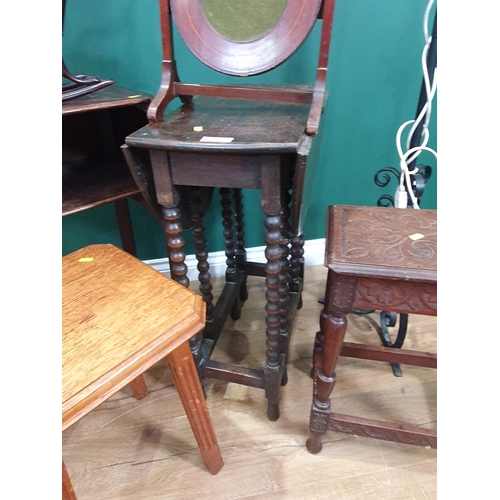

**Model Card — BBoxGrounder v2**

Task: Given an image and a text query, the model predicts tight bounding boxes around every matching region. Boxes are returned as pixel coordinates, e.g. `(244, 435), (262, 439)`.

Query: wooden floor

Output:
(62, 264), (437, 499)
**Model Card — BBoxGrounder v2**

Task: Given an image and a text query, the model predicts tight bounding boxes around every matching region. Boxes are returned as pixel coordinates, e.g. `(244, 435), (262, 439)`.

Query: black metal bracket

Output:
(379, 312), (409, 377)
(374, 164), (432, 208)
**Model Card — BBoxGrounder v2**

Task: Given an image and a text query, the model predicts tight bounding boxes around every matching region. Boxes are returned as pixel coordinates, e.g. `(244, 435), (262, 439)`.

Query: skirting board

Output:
(144, 238), (326, 281)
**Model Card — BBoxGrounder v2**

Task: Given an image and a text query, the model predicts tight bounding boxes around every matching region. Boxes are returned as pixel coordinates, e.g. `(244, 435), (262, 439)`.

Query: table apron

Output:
(168, 152), (281, 189)
(352, 277), (437, 316)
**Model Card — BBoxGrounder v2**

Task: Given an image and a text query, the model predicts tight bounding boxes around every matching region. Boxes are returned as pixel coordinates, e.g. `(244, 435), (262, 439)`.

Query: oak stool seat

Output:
(307, 205), (437, 453)
(62, 244), (223, 500)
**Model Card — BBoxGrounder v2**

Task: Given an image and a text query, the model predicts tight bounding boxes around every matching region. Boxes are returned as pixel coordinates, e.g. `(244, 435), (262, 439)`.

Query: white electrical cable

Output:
(400, 146), (438, 208)
(405, 41), (438, 152)
(397, 120), (430, 167)
(394, 0), (437, 209)
(423, 0), (435, 45)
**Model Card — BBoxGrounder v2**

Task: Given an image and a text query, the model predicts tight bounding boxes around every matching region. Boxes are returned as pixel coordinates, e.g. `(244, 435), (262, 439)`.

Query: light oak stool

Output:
(62, 244), (223, 499)
(307, 205), (437, 453)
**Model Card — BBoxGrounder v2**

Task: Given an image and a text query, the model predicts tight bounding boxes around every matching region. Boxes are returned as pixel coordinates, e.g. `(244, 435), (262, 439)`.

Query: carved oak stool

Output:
(62, 244), (223, 499)
(307, 205), (437, 453)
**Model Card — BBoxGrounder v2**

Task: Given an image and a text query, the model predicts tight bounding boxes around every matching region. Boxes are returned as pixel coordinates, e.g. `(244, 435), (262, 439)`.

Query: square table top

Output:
(326, 205), (437, 282)
(62, 244), (204, 430)
(62, 86), (151, 116)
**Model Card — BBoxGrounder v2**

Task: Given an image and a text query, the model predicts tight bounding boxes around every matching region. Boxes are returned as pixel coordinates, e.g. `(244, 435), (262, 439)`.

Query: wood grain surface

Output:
(127, 97), (310, 153)
(62, 244), (205, 430)
(62, 86), (151, 115)
(327, 205), (437, 281)
(62, 158), (141, 215)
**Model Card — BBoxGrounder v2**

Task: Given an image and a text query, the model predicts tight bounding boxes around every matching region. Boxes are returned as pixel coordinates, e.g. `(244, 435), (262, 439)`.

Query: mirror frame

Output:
(171, 0), (323, 76)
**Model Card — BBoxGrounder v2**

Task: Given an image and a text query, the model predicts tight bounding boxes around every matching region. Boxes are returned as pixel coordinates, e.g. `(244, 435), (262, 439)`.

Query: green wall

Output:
(62, 0), (437, 260)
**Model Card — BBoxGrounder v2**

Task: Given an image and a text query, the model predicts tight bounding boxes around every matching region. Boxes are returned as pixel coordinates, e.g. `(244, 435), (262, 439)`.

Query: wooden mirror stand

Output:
(124, 0), (337, 421)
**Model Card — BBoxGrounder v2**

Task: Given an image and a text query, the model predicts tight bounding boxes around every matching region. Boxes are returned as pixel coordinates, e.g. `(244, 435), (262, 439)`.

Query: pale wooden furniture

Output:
(307, 205), (437, 453)
(62, 244), (223, 499)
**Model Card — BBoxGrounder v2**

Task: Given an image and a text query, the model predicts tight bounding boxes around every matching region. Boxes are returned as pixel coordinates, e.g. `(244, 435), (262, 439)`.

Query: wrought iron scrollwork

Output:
(379, 311), (408, 377)
(374, 167), (400, 189)
(375, 164), (432, 208)
(374, 167), (400, 207)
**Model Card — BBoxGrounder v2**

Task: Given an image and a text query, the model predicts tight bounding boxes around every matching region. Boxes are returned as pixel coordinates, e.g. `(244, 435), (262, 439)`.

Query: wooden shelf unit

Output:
(62, 86), (152, 255)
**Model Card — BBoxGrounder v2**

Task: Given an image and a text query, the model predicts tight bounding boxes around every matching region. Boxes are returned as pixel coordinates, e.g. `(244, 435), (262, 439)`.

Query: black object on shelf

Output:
(62, 0), (115, 101)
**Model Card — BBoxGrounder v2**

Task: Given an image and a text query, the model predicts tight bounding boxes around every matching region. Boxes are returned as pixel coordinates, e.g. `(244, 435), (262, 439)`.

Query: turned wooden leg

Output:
(163, 204), (205, 379)
(310, 326), (325, 380)
(220, 188), (236, 273)
(278, 191), (291, 386)
(233, 188), (248, 302)
(163, 205), (189, 288)
(189, 187), (214, 322)
(188, 187), (213, 372)
(220, 188), (241, 321)
(162, 229), (176, 279)
(165, 341), (224, 475)
(307, 271), (357, 454)
(264, 213), (283, 421)
(129, 375), (148, 400)
(62, 460), (77, 500)
(290, 234), (305, 309)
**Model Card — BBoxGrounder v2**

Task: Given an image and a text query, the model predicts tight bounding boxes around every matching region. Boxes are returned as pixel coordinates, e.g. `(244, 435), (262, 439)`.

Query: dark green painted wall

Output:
(62, 0), (437, 260)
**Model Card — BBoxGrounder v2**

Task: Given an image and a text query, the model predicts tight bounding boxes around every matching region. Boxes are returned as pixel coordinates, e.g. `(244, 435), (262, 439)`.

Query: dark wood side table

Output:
(121, 0), (336, 422)
(307, 205), (437, 453)
(62, 86), (152, 256)
(124, 95), (324, 421)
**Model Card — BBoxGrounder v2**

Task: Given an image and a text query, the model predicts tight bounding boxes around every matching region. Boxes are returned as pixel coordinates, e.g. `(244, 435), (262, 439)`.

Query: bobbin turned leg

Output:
(233, 188), (248, 303)
(188, 186), (213, 374)
(163, 205), (189, 288)
(260, 163), (287, 421)
(189, 186), (214, 322)
(290, 234), (305, 309)
(278, 189), (291, 386)
(163, 204), (204, 369)
(220, 188), (242, 320)
(264, 213), (283, 421)
(307, 271), (357, 453)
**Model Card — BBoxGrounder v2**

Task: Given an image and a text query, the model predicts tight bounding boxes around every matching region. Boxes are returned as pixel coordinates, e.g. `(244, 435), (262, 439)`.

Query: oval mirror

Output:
(200, 0), (287, 42)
